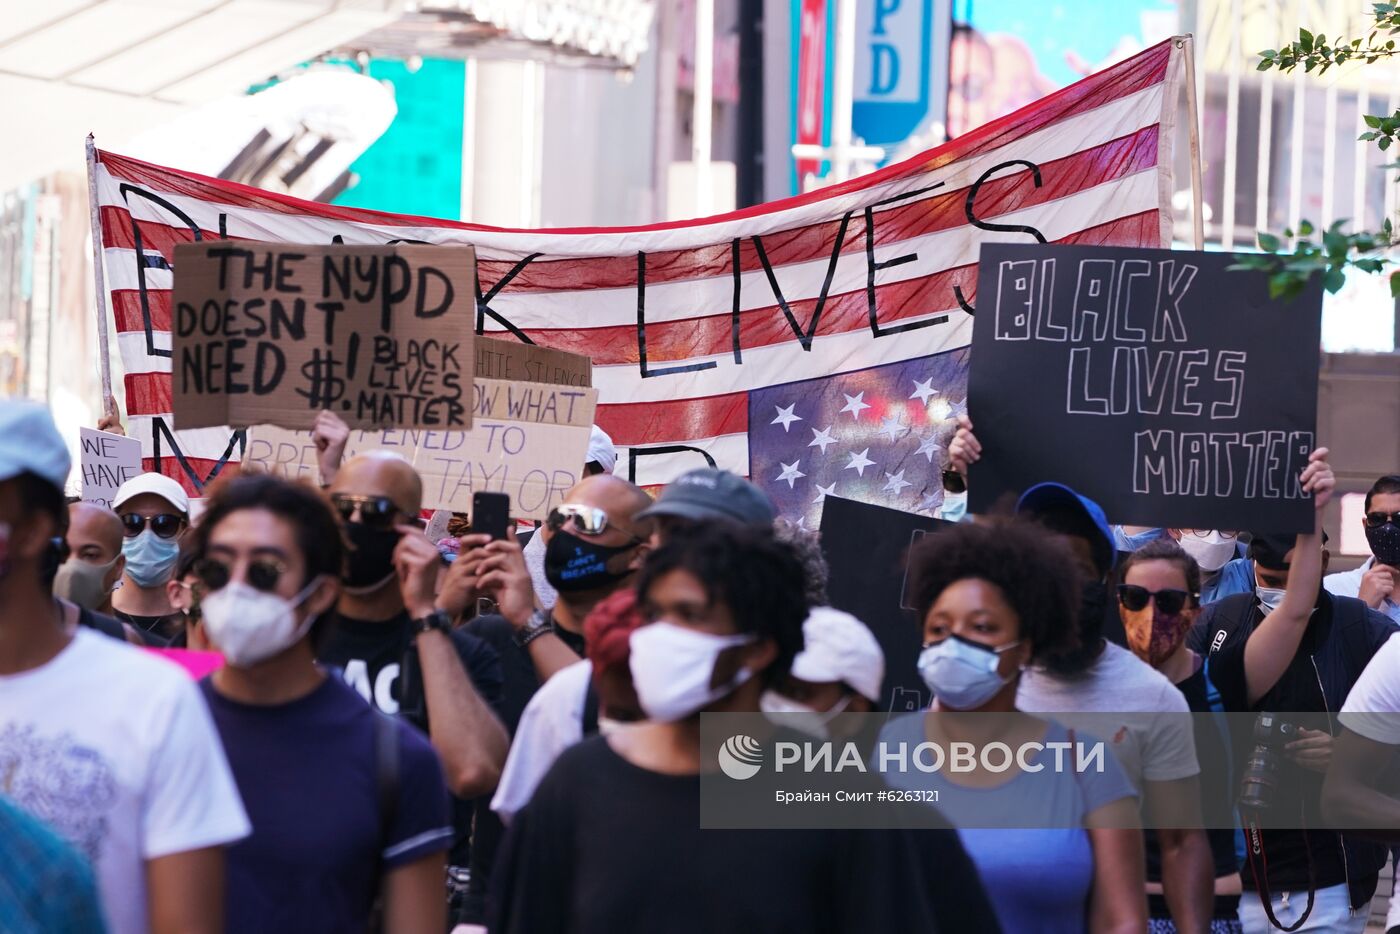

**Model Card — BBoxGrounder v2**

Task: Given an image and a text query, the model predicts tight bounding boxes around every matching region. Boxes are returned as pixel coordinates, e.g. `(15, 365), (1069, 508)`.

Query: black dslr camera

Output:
(1238, 712), (1301, 814)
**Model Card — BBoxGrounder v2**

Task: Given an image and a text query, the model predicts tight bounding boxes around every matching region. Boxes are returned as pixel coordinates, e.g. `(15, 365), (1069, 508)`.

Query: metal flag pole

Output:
(85, 134), (117, 421)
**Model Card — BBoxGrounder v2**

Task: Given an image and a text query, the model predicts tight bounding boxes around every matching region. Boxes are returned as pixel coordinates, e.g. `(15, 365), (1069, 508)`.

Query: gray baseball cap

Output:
(637, 468), (776, 528)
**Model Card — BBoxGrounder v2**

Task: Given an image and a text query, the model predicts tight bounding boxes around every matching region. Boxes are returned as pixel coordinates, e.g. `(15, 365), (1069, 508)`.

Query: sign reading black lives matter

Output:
(171, 242), (476, 431)
(967, 243), (1323, 533)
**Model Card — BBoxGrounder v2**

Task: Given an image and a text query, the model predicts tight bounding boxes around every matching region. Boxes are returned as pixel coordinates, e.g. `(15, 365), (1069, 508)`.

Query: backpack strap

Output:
(581, 677), (601, 737)
(372, 710), (400, 851)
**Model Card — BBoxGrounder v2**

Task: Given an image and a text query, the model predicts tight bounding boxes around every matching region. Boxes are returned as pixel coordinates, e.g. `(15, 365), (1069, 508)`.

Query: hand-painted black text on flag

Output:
(92, 39), (1186, 496)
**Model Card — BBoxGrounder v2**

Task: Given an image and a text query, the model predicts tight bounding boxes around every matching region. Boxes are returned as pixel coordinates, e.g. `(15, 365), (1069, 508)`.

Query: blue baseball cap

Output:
(1016, 482), (1117, 573)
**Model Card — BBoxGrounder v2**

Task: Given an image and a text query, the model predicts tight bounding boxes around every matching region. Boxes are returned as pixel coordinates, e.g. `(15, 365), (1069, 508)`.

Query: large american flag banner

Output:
(92, 39), (1184, 525)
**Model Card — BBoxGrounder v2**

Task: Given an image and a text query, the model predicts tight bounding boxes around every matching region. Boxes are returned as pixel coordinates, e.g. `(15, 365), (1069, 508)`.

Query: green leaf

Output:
(1366, 113), (1384, 127)
(1355, 258), (1386, 273)
(1382, 136), (1393, 150)
(1300, 27), (1314, 51)
(1323, 267), (1347, 293)
(1268, 274), (1290, 300)
(1360, 131), (1380, 141)
(1298, 219), (1315, 236)
(1257, 231), (1282, 252)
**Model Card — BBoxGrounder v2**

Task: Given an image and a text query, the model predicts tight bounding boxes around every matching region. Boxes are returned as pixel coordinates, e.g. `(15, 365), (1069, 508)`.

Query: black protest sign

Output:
(171, 243), (476, 431)
(819, 495), (950, 712)
(967, 243), (1322, 533)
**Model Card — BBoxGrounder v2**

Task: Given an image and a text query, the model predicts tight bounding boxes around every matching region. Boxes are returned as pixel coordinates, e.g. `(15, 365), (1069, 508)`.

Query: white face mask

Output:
(202, 578), (324, 668)
(628, 622), (757, 723)
(1179, 531), (1238, 572)
(759, 690), (851, 740)
(1256, 585), (1287, 616)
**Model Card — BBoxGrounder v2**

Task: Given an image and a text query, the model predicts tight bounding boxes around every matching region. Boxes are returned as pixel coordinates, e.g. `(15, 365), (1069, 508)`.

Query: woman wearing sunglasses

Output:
(191, 474), (454, 934)
(1118, 539), (1243, 933)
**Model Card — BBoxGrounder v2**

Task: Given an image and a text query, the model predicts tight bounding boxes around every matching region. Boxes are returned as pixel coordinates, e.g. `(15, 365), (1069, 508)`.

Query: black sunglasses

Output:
(1117, 584), (1195, 615)
(120, 513), (184, 539)
(1365, 511), (1400, 528)
(194, 557), (288, 594)
(331, 494), (403, 531)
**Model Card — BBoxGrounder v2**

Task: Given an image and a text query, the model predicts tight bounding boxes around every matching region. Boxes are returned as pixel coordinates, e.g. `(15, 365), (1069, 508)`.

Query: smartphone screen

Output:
(472, 492), (511, 541)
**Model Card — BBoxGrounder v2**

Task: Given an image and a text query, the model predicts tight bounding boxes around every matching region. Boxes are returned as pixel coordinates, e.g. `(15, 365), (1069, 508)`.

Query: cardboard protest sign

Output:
(968, 243), (1323, 533)
(819, 495), (951, 711)
(476, 335), (591, 387)
(79, 428), (143, 508)
(171, 242), (476, 432)
(246, 377), (598, 521)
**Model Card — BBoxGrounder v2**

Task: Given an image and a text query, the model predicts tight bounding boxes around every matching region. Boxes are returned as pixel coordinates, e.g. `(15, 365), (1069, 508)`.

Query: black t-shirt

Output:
(490, 735), (1000, 934)
(459, 613), (586, 922)
(465, 613), (585, 733)
(317, 611), (504, 733)
(113, 609), (180, 646)
(1144, 662), (1238, 885)
(77, 607), (127, 643)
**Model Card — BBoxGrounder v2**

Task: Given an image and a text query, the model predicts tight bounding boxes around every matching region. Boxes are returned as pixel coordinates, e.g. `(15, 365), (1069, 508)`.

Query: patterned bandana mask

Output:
(1122, 605), (1197, 668)
(1366, 521), (1400, 568)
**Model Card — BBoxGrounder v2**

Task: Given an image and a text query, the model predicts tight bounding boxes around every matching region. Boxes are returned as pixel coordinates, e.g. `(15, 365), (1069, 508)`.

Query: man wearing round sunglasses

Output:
(1325, 474), (1400, 623)
(110, 472), (190, 644)
(321, 451), (509, 803)
(192, 473), (454, 933)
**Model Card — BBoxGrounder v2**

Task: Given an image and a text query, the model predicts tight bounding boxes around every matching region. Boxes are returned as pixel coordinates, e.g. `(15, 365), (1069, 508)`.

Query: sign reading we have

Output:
(171, 242), (476, 432)
(79, 427), (143, 508)
(967, 242), (1323, 533)
(245, 377), (599, 521)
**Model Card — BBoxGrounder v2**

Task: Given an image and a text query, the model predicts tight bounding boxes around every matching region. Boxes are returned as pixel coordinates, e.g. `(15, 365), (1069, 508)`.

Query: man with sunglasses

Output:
(1185, 449), (1396, 932)
(110, 472), (190, 644)
(0, 401), (250, 934)
(1325, 475), (1400, 623)
(320, 452), (509, 803)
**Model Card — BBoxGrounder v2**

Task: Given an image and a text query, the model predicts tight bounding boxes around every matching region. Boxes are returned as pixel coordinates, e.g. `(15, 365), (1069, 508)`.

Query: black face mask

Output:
(344, 522), (399, 592)
(544, 530), (637, 593)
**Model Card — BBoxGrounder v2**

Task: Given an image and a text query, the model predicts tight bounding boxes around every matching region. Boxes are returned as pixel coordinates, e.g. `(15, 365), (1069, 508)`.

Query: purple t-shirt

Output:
(201, 675), (452, 933)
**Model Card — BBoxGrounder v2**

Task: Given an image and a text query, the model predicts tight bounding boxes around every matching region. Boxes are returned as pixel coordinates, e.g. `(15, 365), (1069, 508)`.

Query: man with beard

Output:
(1325, 474), (1400, 623)
(318, 451), (509, 799)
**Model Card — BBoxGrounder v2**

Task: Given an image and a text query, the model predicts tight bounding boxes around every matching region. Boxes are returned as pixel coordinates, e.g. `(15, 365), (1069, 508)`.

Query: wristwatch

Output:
(513, 609), (554, 648)
(411, 609), (453, 636)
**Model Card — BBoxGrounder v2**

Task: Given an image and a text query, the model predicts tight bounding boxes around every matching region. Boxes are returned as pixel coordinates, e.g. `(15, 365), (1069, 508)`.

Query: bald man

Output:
(56, 502), (125, 613)
(317, 452), (509, 802)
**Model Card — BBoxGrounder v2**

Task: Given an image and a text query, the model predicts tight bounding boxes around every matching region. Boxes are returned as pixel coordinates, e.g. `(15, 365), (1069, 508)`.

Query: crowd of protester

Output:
(3, 396), (1400, 934)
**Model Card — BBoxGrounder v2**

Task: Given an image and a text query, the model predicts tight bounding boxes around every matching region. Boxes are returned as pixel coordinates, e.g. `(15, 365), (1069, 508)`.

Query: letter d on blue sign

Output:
(870, 44), (900, 95)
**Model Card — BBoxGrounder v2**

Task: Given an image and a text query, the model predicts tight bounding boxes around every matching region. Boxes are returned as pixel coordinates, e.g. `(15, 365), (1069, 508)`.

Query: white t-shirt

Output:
(491, 659), (593, 822)
(1017, 641), (1199, 793)
(1340, 631), (1400, 743)
(0, 629), (251, 934)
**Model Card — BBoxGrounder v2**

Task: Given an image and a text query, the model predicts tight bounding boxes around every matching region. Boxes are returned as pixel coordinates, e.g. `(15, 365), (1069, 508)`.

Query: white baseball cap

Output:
(789, 607), (885, 703)
(0, 400), (70, 491)
(113, 472), (190, 515)
(587, 425), (616, 474)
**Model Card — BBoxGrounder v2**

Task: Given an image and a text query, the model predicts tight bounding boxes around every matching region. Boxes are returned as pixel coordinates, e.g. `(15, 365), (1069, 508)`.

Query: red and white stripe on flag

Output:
(93, 39), (1184, 496)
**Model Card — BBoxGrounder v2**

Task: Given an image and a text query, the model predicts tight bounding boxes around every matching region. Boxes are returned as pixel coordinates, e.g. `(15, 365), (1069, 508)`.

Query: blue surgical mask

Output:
(1113, 526), (1165, 552)
(939, 490), (969, 523)
(121, 529), (180, 588)
(917, 634), (1021, 710)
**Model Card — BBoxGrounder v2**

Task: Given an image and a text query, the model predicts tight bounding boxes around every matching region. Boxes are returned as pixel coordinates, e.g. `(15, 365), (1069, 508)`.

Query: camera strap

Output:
(1243, 812), (1315, 932)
